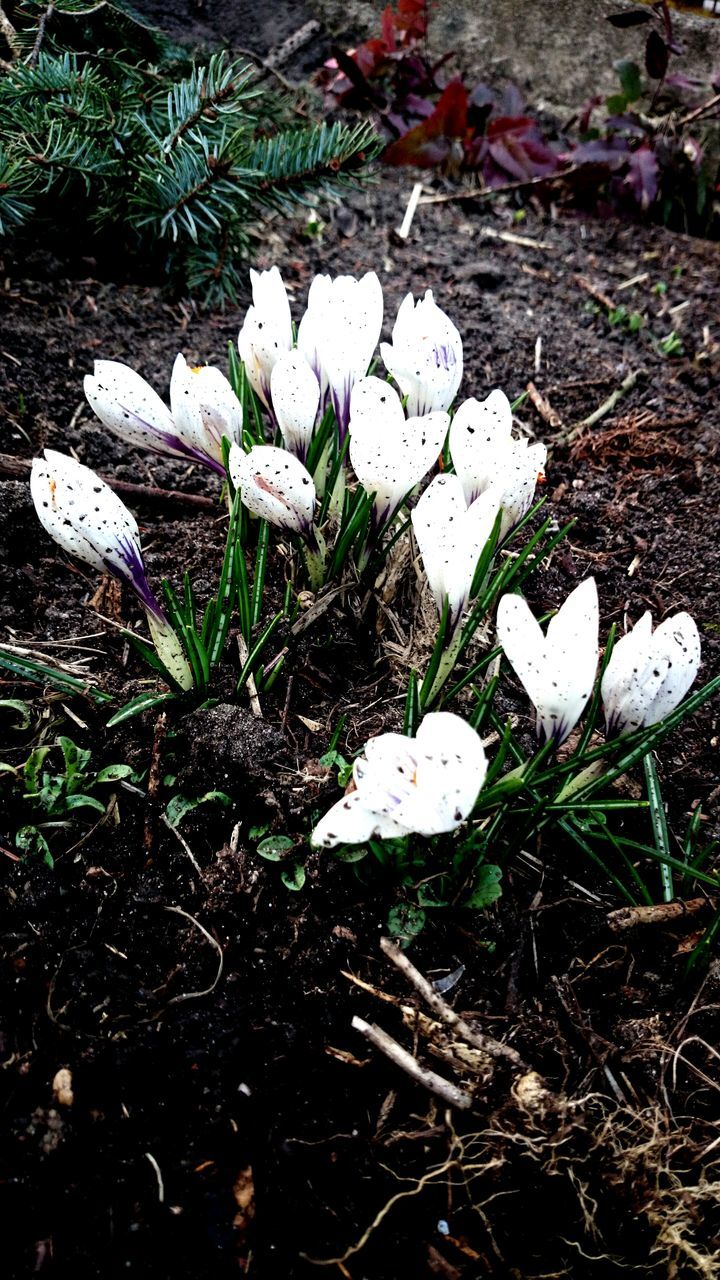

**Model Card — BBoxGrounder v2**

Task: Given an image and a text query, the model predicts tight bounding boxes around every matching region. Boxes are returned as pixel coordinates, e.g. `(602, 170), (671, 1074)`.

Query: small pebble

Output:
(52, 1067), (74, 1107)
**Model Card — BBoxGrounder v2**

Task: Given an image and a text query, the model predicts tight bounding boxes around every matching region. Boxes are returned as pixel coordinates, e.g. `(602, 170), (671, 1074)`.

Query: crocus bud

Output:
(348, 376), (449, 529)
(84, 360), (224, 476)
(601, 610), (701, 736)
(297, 271), (383, 439)
(270, 349), (321, 464)
(228, 443), (316, 539)
(380, 289), (463, 417)
(497, 578), (599, 745)
(311, 712), (487, 847)
(169, 354), (243, 466)
(30, 450), (192, 689)
(237, 266), (294, 411)
(412, 474), (500, 634)
(449, 391), (546, 537)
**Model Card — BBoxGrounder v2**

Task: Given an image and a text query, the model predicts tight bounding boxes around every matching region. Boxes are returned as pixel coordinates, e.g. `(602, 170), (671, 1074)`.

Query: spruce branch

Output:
(0, 7), (379, 302)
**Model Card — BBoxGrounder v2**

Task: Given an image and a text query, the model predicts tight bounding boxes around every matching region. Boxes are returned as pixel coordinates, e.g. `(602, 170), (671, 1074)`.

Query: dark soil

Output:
(2, 6), (720, 1279)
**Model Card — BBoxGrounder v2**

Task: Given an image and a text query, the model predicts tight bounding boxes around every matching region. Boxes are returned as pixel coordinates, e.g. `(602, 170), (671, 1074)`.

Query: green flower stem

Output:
(301, 526), (328, 592)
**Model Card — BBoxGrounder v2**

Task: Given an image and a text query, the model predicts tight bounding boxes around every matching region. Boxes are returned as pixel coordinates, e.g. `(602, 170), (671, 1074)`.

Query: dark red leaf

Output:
(383, 80), (468, 167)
(645, 30), (669, 80)
(380, 5), (397, 51)
(607, 10), (652, 27)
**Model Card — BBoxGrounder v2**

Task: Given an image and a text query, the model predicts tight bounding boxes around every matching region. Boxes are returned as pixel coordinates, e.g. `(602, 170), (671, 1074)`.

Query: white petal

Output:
(540, 578), (599, 743)
(30, 450), (156, 608)
(348, 376), (406, 432)
(449, 391), (513, 504)
(350, 406), (448, 526)
(250, 265), (293, 349)
(496, 592), (548, 710)
(229, 443), (315, 535)
(270, 350), (320, 462)
(188, 363), (243, 453)
(601, 611), (654, 732)
(498, 440), (547, 537)
(354, 734), (420, 814)
(310, 789), (406, 848)
(298, 272), (383, 434)
(84, 360), (179, 457)
(408, 712), (487, 831)
(382, 289), (463, 416)
(644, 612), (701, 725)
(445, 488), (500, 630)
(412, 474), (468, 615)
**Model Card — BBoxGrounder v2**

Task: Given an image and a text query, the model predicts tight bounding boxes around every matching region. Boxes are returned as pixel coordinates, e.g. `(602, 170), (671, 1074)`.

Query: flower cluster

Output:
(28, 263), (707, 873)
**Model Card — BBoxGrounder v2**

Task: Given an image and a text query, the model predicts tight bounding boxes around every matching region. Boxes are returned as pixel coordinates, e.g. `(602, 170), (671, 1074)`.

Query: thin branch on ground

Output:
(351, 1015), (473, 1109)
(380, 936), (529, 1071)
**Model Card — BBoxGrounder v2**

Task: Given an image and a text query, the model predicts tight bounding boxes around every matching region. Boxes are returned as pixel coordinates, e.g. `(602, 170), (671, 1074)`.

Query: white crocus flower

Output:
(311, 712), (487, 848)
(83, 355), (230, 476)
(450, 391), (546, 537)
(348, 376), (449, 529)
(237, 266), (294, 411)
(497, 578), (599, 745)
(380, 289), (463, 417)
(30, 450), (192, 690)
(169, 355), (243, 465)
(228, 443), (316, 540)
(601, 611), (701, 736)
(297, 271), (383, 439)
(412, 474), (500, 634)
(270, 349), (321, 464)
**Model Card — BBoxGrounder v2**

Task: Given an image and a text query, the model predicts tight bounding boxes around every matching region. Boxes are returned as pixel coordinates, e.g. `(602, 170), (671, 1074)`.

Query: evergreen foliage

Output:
(0, 1), (381, 302)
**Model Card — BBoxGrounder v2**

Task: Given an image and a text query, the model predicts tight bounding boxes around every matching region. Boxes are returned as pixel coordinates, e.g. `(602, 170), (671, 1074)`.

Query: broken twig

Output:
(0, 453), (216, 511)
(607, 898), (713, 931)
(380, 936), (528, 1071)
(558, 370), (639, 445)
(351, 1016), (472, 1110)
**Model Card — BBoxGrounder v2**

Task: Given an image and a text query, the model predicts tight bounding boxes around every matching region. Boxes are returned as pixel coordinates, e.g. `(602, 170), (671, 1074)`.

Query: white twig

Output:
(161, 813), (204, 878)
(396, 181), (423, 240)
(351, 1016), (472, 1110)
(380, 937), (528, 1070)
(237, 634), (262, 718)
(144, 1152), (165, 1203)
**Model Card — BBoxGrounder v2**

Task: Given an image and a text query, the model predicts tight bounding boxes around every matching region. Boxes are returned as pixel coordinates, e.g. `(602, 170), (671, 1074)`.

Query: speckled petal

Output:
(310, 789), (407, 848)
(84, 360), (179, 457)
(601, 611), (654, 733)
(270, 350), (321, 462)
(228, 442), (315, 535)
(406, 712), (488, 832)
(297, 272), (383, 436)
(237, 267), (293, 410)
(169, 355), (242, 465)
(498, 440), (547, 537)
(449, 390), (513, 504)
(644, 612), (700, 723)
(350, 378), (448, 525)
(412, 473), (468, 615)
(381, 289), (463, 417)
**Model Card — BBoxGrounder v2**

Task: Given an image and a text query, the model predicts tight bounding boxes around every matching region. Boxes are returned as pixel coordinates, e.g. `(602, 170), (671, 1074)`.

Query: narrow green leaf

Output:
(644, 752), (673, 902)
(106, 691), (178, 728)
(403, 671), (419, 738)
